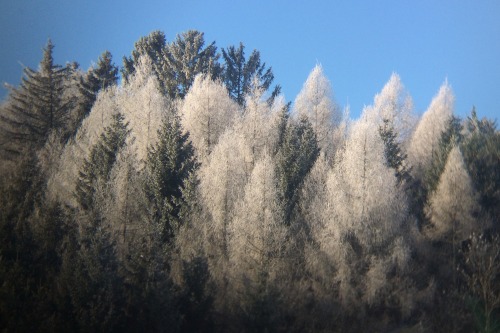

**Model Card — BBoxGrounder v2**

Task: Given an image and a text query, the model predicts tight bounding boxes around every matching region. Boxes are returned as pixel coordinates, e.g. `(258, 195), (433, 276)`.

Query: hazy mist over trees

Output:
(1, 30), (499, 333)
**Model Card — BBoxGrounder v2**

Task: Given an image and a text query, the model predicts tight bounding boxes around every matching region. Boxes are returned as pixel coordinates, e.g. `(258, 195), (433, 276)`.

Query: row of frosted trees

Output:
(1, 30), (499, 332)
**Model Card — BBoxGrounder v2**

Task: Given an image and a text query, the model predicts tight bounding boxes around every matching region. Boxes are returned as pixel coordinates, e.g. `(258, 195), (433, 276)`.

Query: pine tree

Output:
(78, 50), (119, 120)
(158, 30), (221, 99)
(121, 30), (167, 83)
(275, 115), (320, 224)
(75, 113), (130, 210)
(425, 115), (463, 194)
(221, 42), (280, 106)
(0, 40), (73, 157)
(144, 115), (198, 244)
(461, 109), (500, 226)
(379, 118), (412, 185)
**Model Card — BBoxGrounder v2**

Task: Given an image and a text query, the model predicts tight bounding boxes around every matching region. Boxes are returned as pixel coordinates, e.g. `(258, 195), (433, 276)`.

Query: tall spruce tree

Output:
(461, 109), (500, 226)
(158, 30), (221, 99)
(275, 115), (320, 224)
(379, 118), (412, 185)
(121, 30), (167, 83)
(78, 51), (119, 120)
(144, 115), (197, 244)
(75, 113), (130, 210)
(222, 42), (280, 106)
(0, 40), (72, 157)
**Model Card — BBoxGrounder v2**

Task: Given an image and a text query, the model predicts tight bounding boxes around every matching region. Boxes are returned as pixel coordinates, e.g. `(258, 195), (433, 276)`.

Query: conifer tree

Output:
(78, 51), (119, 120)
(158, 30), (221, 99)
(461, 109), (500, 225)
(0, 40), (73, 157)
(294, 64), (340, 155)
(426, 146), (481, 242)
(408, 81), (454, 178)
(144, 115), (197, 244)
(222, 42), (280, 106)
(75, 113), (130, 210)
(180, 74), (238, 158)
(275, 115), (320, 224)
(379, 118), (412, 185)
(122, 30), (167, 83)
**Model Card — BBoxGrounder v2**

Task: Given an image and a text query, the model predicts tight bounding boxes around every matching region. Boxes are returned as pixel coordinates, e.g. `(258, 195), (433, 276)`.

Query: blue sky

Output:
(1, 0), (499, 120)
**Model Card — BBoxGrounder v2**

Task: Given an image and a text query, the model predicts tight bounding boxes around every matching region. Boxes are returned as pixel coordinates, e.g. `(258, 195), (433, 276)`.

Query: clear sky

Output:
(1, 0), (499, 120)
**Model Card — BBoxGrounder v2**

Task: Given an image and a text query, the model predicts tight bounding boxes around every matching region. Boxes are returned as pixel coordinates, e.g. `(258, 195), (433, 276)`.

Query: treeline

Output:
(0, 30), (499, 332)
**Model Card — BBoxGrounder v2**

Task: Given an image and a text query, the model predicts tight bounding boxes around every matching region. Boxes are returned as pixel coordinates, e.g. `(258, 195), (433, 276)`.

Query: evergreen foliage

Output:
(379, 118), (412, 185)
(78, 50), (119, 120)
(0, 40), (73, 157)
(75, 112), (130, 210)
(275, 115), (320, 224)
(1, 32), (500, 333)
(462, 109), (500, 228)
(222, 42), (280, 106)
(121, 30), (167, 82)
(144, 115), (198, 244)
(158, 30), (221, 99)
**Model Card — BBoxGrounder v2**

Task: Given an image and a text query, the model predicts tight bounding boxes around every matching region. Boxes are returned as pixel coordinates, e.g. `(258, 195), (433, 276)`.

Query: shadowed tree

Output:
(75, 113), (130, 211)
(144, 115), (198, 245)
(0, 40), (73, 157)
(78, 51), (119, 121)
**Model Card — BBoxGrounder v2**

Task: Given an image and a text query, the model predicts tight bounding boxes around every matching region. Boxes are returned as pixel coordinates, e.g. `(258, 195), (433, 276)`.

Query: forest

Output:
(0, 30), (499, 333)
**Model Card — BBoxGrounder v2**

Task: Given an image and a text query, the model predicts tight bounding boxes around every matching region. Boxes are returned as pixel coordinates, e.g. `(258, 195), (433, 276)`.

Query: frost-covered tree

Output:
(229, 153), (287, 283)
(199, 129), (251, 254)
(317, 109), (411, 313)
(75, 113), (130, 210)
(408, 81), (454, 178)
(299, 152), (330, 236)
(235, 78), (276, 165)
(180, 74), (238, 158)
(198, 129), (251, 306)
(222, 42), (280, 106)
(48, 56), (166, 207)
(372, 73), (415, 142)
(0, 40), (73, 157)
(294, 64), (340, 155)
(122, 30), (167, 83)
(228, 152), (289, 330)
(425, 146), (481, 242)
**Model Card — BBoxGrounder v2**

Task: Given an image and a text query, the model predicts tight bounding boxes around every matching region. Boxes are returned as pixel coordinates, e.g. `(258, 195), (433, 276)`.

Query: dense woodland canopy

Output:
(0, 30), (499, 333)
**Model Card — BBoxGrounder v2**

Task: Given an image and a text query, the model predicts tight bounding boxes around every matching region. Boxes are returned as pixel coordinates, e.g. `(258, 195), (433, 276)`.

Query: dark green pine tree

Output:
(75, 113), (130, 210)
(461, 108), (500, 228)
(158, 30), (222, 99)
(78, 51), (119, 120)
(379, 118), (412, 185)
(425, 115), (463, 194)
(275, 115), (320, 225)
(221, 42), (281, 106)
(0, 40), (73, 157)
(145, 115), (198, 244)
(121, 30), (167, 83)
